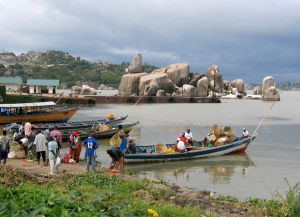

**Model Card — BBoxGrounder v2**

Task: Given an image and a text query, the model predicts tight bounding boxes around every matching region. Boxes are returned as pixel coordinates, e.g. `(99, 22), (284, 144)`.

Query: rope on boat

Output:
(133, 89), (150, 106)
(252, 101), (276, 136)
(55, 94), (64, 104)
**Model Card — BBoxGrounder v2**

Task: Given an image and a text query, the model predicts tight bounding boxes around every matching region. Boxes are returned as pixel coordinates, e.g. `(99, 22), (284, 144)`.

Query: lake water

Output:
(68, 91), (300, 200)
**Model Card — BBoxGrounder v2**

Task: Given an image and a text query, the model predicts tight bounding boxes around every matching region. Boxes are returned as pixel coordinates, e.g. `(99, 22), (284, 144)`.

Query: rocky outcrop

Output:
(165, 63), (190, 86)
(196, 76), (209, 97)
(207, 64), (223, 93)
(127, 53), (142, 73)
(80, 85), (97, 95)
(71, 85), (97, 95)
(231, 79), (245, 94)
(118, 73), (148, 96)
(189, 73), (205, 87)
(253, 86), (262, 95)
(182, 84), (196, 97)
(262, 76), (280, 101)
(138, 73), (176, 96)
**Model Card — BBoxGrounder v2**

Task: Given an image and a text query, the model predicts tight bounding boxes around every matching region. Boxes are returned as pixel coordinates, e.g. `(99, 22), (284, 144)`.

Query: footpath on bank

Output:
(0, 159), (298, 217)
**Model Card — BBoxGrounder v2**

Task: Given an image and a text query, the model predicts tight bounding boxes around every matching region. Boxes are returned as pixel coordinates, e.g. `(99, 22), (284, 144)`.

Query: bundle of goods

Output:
(105, 113), (115, 120)
(98, 123), (110, 132)
(155, 144), (168, 153)
(210, 124), (235, 147)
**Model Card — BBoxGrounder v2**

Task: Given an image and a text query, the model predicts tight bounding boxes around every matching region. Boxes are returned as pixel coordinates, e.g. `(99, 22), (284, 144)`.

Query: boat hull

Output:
(4, 115), (128, 131)
(0, 108), (78, 124)
(125, 136), (255, 164)
(61, 121), (139, 141)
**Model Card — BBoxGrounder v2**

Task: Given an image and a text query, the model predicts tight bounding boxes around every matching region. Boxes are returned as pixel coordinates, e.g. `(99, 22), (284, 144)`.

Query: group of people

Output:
(173, 128), (195, 153)
(2, 122), (136, 174)
(173, 127), (250, 152)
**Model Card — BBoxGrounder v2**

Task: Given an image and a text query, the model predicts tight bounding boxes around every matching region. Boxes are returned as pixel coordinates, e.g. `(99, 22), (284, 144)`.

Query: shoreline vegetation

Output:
(1, 159), (299, 216)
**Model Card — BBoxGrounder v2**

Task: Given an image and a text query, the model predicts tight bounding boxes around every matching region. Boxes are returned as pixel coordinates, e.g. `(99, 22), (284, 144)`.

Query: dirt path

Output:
(5, 159), (103, 176)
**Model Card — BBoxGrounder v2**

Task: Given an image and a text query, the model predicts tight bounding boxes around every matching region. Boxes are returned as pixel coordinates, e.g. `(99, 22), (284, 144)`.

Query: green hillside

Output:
(0, 50), (158, 88)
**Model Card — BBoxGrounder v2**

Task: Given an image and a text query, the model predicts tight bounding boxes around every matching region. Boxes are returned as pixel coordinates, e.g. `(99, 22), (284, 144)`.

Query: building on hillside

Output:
(0, 76), (22, 92)
(27, 79), (59, 94)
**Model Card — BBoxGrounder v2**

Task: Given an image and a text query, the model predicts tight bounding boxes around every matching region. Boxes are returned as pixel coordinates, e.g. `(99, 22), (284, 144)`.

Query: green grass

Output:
(0, 172), (202, 217)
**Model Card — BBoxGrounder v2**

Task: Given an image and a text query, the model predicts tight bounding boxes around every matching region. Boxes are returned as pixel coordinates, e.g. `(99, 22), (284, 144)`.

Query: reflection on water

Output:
(128, 154), (254, 185)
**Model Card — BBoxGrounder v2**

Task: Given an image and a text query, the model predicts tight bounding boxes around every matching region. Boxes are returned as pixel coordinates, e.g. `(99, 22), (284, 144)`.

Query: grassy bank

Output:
(0, 166), (299, 217)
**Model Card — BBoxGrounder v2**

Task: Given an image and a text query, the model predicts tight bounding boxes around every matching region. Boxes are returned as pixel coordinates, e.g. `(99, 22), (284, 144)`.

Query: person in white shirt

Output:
(34, 129), (47, 165)
(242, 128), (249, 138)
(185, 129), (194, 145)
(175, 138), (186, 153)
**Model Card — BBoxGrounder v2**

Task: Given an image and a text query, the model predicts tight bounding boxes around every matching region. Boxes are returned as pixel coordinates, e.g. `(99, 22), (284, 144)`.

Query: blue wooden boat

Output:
(4, 115), (128, 131)
(61, 121), (139, 141)
(125, 135), (255, 164)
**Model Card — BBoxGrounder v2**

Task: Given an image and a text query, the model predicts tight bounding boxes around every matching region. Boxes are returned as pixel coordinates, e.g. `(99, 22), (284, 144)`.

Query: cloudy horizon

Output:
(1, 0), (300, 83)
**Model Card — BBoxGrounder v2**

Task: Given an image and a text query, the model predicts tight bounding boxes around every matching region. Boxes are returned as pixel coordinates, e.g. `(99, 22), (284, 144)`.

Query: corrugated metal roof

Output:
(0, 76), (22, 84)
(27, 79), (59, 86)
(0, 101), (56, 108)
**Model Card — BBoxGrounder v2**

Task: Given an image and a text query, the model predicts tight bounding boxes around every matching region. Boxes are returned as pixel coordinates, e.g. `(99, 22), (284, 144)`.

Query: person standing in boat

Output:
(242, 128), (249, 138)
(34, 129), (47, 165)
(0, 130), (10, 165)
(82, 135), (99, 172)
(68, 131), (81, 163)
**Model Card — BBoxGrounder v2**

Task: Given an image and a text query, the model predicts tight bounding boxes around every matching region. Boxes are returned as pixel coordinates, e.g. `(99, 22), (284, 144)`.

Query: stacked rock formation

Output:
(118, 53), (280, 101)
(261, 76), (280, 101)
(118, 53), (228, 98)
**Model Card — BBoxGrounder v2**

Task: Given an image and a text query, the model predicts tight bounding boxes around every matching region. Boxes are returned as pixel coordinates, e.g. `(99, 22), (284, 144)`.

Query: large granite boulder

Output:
(231, 79), (245, 94)
(80, 85), (97, 95)
(262, 76), (280, 101)
(189, 73), (205, 87)
(72, 86), (81, 93)
(151, 67), (167, 74)
(165, 63), (190, 86)
(253, 85), (262, 95)
(139, 73), (176, 96)
(196, 76), (209, 97)
(128, 53), (142, 73)
(182, 84), (196, 97)
(206, 64), (223, 93)
(118, 73), (148, 96)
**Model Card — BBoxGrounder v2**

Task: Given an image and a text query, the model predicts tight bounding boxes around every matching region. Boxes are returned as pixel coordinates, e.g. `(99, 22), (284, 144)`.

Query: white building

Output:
(0, 76), (22, 92)
(27, 79), (59, 94)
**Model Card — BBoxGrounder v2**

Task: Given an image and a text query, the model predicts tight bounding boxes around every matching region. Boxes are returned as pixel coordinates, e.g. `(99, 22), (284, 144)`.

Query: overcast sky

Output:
(1, 0), (300, 83)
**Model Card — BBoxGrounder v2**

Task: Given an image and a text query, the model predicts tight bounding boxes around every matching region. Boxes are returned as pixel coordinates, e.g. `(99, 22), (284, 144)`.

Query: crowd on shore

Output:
(0, 122), (137, 175)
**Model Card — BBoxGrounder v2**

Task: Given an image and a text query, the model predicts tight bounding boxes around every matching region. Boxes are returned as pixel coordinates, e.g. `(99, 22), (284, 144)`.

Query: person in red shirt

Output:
(179, 132), (187, 143)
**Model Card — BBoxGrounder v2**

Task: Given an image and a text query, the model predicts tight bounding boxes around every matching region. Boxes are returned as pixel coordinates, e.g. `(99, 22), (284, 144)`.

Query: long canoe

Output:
(61, 121), (139, 141)
(0, 102), (78, 124)
(5, 115), (128, 131)
(125, 135), (255, 164)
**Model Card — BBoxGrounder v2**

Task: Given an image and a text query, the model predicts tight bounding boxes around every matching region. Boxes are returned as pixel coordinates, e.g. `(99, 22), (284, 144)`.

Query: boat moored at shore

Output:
(0, 101), (78, 124)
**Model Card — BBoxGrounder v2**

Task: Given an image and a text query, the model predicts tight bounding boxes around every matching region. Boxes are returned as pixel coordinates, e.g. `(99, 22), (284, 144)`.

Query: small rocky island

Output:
(118, 53), (280, 101)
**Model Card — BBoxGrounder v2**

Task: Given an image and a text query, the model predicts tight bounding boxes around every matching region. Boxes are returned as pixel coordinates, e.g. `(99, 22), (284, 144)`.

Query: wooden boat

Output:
(0, 102), (78, 124)
(61, 121), (139, 141)
(125, 135), (255, 164)
(4, 115), (128, 131)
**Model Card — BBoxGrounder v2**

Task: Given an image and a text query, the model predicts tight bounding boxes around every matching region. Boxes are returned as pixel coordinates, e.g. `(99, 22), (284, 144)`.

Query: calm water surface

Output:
(4, 91), (297, 200)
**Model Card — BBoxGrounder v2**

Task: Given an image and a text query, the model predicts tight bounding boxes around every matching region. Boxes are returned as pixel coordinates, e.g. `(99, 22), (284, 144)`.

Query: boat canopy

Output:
(0, 101), (57, 108)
